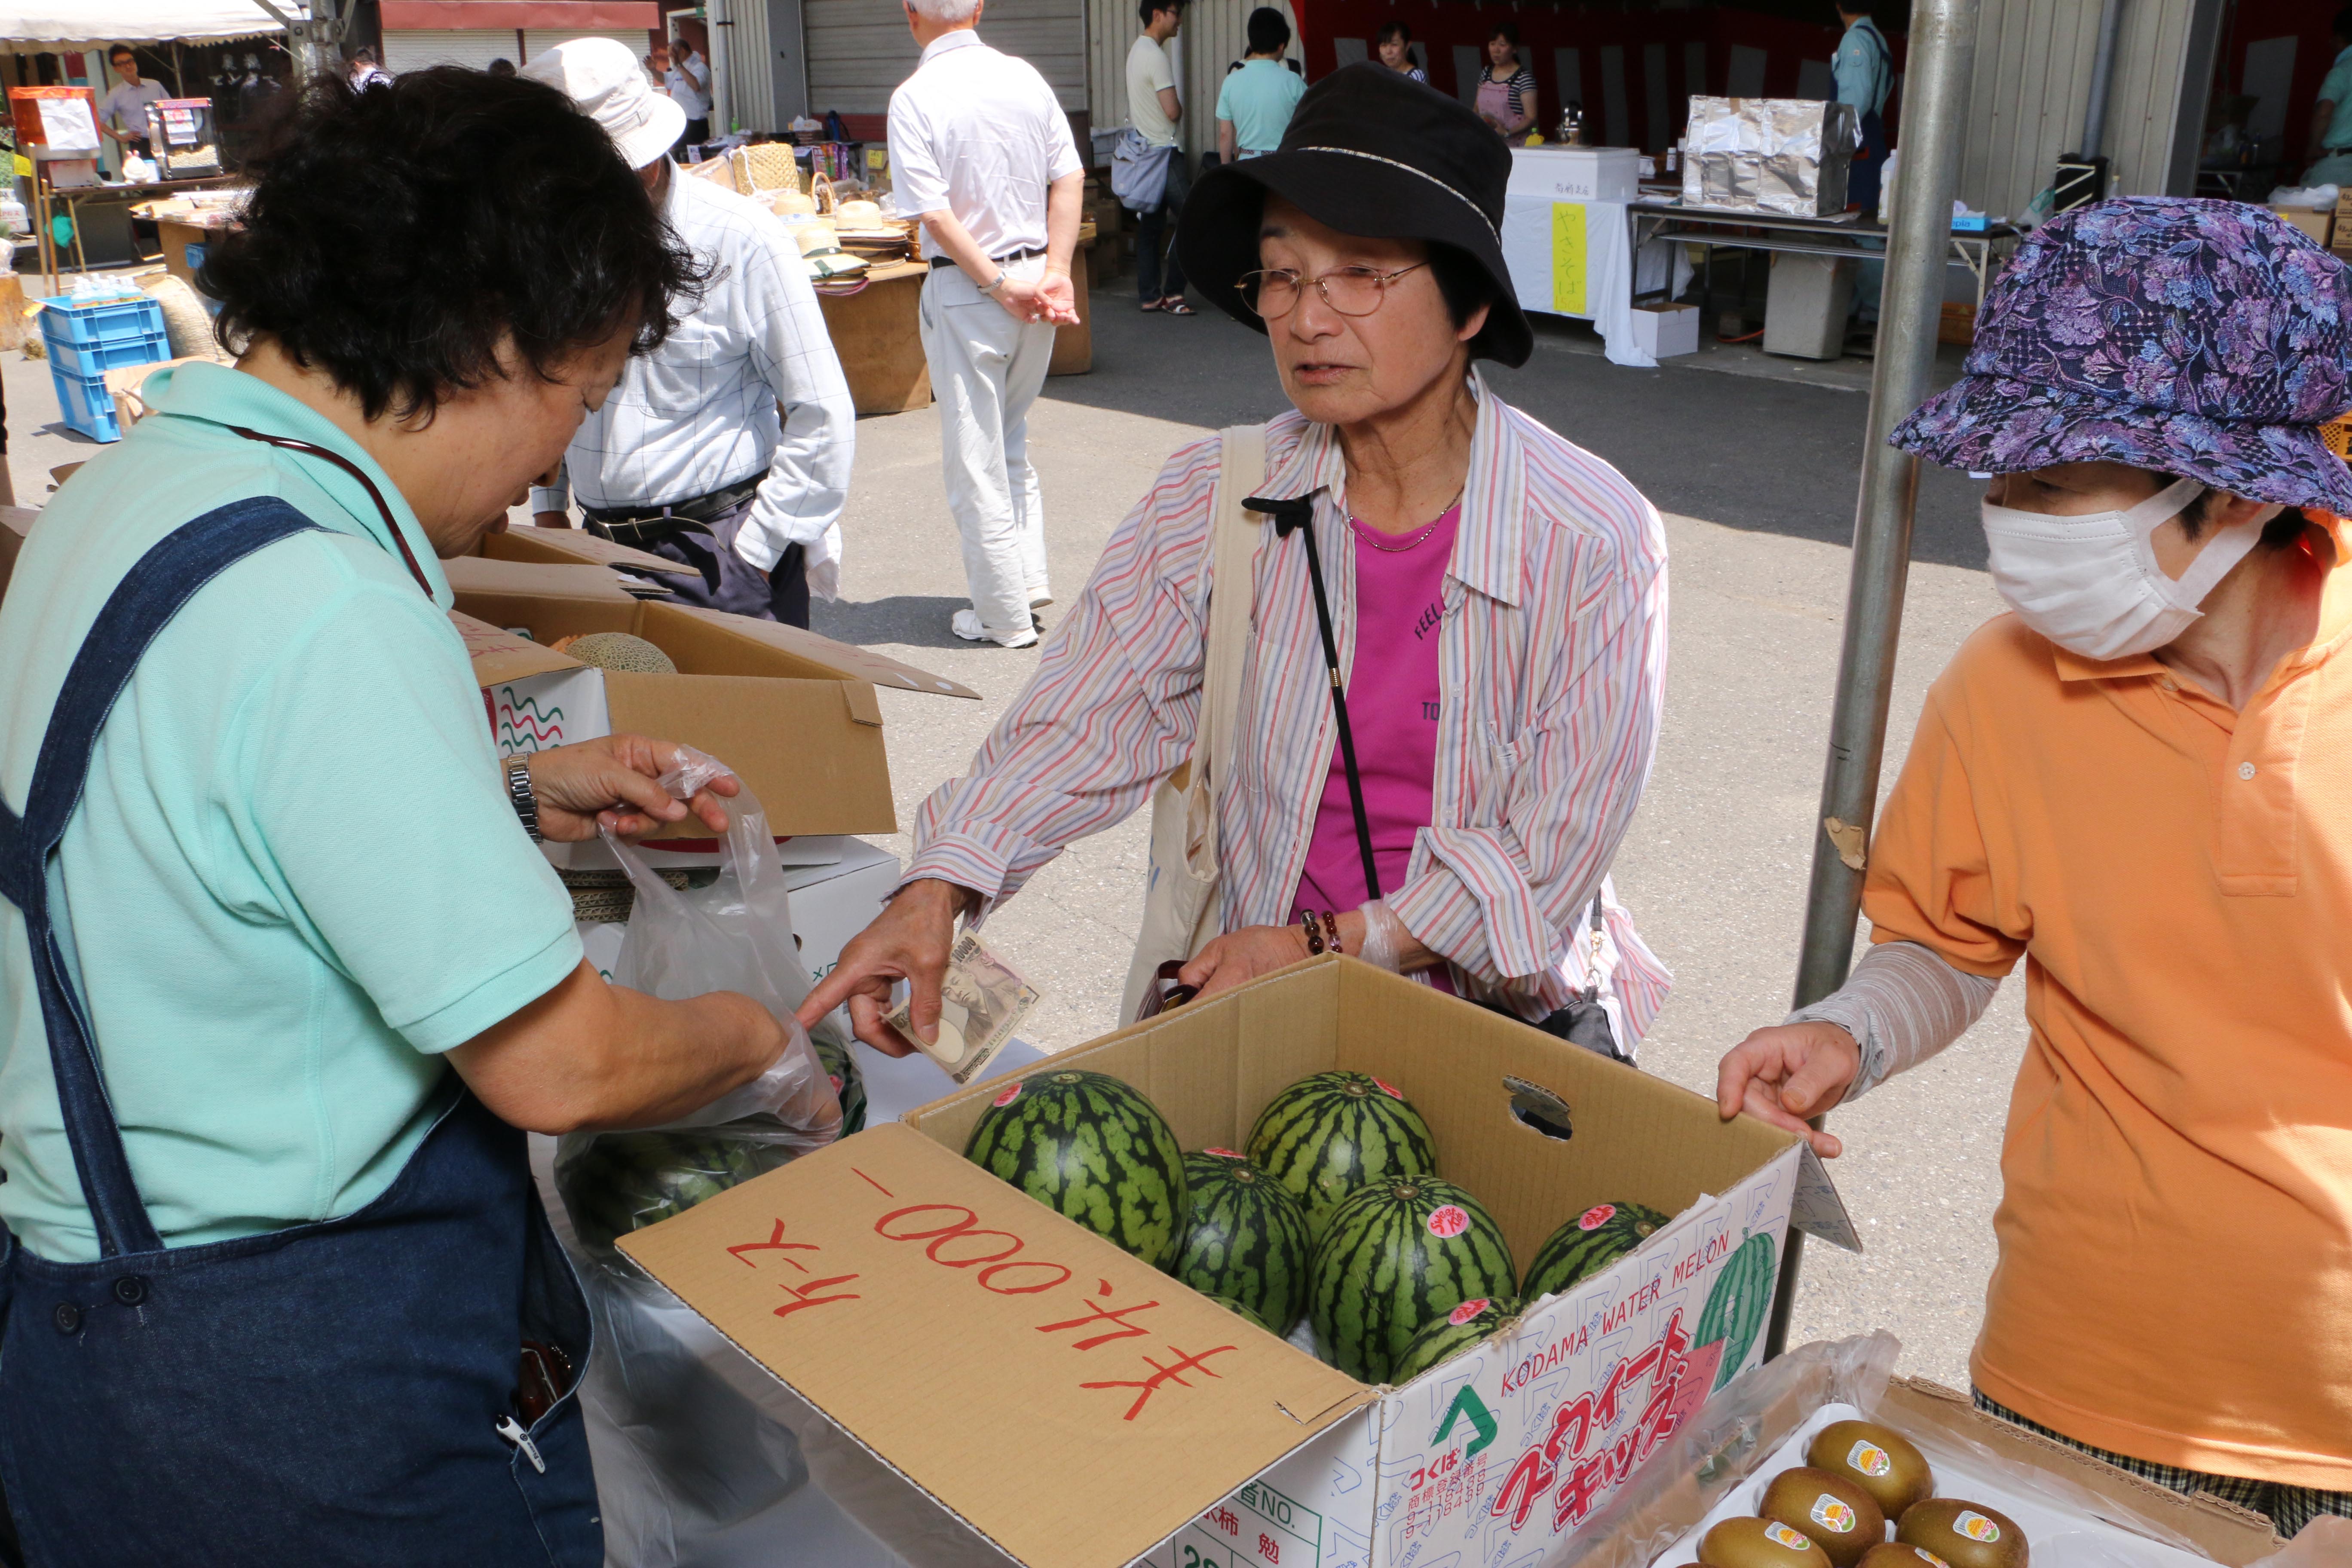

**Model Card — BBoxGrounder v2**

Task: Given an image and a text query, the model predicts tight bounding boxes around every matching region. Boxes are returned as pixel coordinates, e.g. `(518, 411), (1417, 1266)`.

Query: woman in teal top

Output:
(1216, 7), (1306, 162)
(0, 69), (801, 1564)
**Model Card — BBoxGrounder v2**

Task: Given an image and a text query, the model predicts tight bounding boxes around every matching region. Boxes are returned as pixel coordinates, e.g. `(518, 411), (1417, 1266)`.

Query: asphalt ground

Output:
(8, 281), (2012, 1392)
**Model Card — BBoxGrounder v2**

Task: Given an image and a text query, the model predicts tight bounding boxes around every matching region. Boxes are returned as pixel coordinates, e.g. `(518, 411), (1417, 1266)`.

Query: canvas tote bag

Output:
(1118, 425), (1266, 1023)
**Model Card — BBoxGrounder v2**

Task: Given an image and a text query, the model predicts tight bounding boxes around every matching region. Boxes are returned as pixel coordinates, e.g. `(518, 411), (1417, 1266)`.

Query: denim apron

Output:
(0, 493), (602, 1564)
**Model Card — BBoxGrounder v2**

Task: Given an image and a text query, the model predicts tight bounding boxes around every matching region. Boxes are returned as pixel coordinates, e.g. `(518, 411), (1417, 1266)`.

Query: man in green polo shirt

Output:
(1215, 7), (1305, 163)
(0, 68), (805, 1565)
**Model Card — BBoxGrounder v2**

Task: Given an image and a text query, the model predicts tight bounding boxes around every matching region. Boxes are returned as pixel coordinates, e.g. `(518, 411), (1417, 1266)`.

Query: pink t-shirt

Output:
(1289, 504), (1458, 929)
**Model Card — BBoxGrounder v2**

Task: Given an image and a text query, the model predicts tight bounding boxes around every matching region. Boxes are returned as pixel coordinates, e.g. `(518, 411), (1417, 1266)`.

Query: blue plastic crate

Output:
(51, 363), (125, 443)
(40, 294), (171, 377)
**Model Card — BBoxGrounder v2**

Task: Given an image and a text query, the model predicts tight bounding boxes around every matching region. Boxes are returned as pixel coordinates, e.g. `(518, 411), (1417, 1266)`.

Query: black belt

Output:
(928, 247), (1047, 271)
(581, 474), (761, 546)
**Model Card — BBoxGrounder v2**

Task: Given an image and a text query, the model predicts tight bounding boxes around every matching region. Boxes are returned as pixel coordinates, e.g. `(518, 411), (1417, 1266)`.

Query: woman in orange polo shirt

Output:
(1716, 197), (2352, 1537)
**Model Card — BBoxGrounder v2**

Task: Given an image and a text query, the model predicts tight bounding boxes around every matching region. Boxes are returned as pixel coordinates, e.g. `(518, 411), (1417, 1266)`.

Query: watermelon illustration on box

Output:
(615, 957), (1856, 1568)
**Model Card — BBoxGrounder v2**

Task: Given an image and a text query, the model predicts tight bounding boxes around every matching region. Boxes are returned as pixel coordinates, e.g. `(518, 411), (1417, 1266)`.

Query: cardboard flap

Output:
(623, 1124), (1372, 1568)
(656, 603), (980, 699)
(441, 554), (638, 603)
(1790, 1145), (1861, 1250)
(448, 610), (584, 684)
(478, 526), (680, 575)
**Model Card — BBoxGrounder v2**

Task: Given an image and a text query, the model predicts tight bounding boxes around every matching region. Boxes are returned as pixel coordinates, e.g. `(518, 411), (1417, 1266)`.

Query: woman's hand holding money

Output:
(797, 878), (978, 1056)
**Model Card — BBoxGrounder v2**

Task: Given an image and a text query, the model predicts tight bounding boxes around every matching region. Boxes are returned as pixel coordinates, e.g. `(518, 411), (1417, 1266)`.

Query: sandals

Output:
(1161, 297), (1197, 316)
(1139, 298), (1163, 312)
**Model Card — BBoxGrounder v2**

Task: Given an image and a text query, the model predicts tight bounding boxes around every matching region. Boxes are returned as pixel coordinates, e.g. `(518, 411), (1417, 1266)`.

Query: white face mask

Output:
(1979, 477), (2279, 662)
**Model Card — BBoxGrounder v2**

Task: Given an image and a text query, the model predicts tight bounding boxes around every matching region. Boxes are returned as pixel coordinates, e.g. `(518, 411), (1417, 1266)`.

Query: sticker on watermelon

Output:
(1372, 1076), (1404, 1100)
(1426, 1204), (1470, 1238)
(1202, 1147), (1246, 1159)
(992, 1081), (1023, 1108)
(1577, 1204), (1617, 1231)
(1447, 1298), (1491, 1326)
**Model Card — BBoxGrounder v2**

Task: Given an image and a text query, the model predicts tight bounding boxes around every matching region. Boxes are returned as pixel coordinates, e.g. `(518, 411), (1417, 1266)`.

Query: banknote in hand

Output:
(885, 931), (1042, 1084)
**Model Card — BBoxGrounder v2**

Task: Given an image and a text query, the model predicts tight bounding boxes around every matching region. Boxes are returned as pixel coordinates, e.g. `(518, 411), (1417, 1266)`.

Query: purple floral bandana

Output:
(1890, 196), (2352, 514)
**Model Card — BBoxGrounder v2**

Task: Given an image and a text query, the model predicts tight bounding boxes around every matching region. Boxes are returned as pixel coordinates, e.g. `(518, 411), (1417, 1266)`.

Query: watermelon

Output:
(1696, 1231), (1776, 1390)
(1390, 1295), (1518, 1382)
(1171, 1149), (1313, 1333)
(812, 1032), (866, 1137)
(1246, 1071), (1439, 1234)
(1522, 1200), (1672, 1302)
(556, 1130), (792, 1256)
(1309, 1176), (1516, 1383)
(1202, 1292), (1275, 1333)
(964, 1069), (1188, 1267)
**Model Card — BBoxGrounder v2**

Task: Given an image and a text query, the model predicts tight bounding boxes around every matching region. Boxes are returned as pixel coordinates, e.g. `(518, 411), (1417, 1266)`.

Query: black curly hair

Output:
(202, 67), (705, 423)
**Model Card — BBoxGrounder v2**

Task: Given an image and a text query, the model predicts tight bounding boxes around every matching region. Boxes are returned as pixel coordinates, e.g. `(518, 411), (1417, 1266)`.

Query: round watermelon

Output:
(964, 1069), (1188, 1268)
(1390, 1295), (1518, 1382)
(1202, 1292), (1275, 1333)
(812, 1032), (866, 1138)
(1246, 1071), (1439, 1235)
(1172, 1149), (1313, 1333)
(1309, 1176), (1516, 1383)
(1522, 1200), (1672, 1302)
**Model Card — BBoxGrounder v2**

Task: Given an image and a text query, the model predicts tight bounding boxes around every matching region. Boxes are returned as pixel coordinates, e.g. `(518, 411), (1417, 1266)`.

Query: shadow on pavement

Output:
(809, 593), (983, 649)
(1045, 267), (1990, 572)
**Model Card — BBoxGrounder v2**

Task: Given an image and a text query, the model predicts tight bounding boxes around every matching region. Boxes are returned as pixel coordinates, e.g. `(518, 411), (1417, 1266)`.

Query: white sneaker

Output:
(1028, 584), (1054, 608)
(952, 608), (1039, 648)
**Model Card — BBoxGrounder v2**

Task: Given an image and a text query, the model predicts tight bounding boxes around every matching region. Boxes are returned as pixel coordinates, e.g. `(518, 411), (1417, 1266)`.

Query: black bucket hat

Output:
(1175, 61), (1532, 368)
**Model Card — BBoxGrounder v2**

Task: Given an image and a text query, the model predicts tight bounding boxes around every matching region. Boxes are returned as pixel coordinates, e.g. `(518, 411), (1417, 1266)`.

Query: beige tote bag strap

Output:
(1190, 423), (1268, 842)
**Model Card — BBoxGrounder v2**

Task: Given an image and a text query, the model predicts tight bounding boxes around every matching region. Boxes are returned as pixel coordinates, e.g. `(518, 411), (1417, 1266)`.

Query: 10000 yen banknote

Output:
(885, 931), (1042, 1085)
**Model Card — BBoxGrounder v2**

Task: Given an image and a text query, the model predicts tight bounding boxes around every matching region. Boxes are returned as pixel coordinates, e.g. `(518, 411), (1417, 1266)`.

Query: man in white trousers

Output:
(888, 0), (1084, 648)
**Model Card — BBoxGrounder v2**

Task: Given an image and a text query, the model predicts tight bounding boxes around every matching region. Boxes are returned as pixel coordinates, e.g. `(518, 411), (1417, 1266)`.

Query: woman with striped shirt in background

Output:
(802, 65), (1669, 1059)
(1476, 23), (1538, 138)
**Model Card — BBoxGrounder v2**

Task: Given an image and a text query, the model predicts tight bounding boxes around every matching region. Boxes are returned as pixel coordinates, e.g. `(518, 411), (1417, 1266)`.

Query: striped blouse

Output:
(906, 373), (1674, 1036)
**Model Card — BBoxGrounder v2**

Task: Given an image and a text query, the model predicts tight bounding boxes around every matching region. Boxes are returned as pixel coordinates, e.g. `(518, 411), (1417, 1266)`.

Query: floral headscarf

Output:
(1890, 196), (2352, 514)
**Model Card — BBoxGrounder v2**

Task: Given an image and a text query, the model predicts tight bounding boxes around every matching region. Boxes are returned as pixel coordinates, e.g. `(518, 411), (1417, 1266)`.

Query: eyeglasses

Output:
(1236, 263), (1429, 319)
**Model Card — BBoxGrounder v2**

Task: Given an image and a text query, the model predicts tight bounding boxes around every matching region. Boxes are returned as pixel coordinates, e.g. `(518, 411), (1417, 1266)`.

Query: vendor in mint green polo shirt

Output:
(1216, 7), (1305, 163)
(0, 69), (799, 1566)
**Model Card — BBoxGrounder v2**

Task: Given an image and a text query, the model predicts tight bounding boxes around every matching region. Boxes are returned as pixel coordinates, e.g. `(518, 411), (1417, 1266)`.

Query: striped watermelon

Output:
(1246, 1071), (1439, 1235)
(1202, 1292), (1275, 1333)
(1173, 1150), (1313, 1333)
(1390, 1295), (1518, 1382)
(1697, 1230), (1776, 1389)
(813, 1033), (866, 1138)
(964, 1069), (1188, 1268)
(1309, 1176), (1516, 1383)
(1522, 1200), (1672, 1301)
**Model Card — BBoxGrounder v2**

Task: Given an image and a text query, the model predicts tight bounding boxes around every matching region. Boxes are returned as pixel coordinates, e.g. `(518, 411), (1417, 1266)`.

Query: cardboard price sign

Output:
(622, 1124), (1368, 1568)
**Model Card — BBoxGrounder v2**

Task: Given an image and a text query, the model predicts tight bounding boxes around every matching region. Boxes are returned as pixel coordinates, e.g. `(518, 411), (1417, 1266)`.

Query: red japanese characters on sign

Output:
(1488, 1308), (1695, 1535)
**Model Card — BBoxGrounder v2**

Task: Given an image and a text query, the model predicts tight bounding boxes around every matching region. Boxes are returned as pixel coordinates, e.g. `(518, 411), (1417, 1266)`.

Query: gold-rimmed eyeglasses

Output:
(1236, 262), (1429, 318)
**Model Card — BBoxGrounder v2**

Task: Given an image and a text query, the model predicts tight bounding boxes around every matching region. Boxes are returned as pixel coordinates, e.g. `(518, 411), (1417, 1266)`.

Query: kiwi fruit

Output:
(1897, 1499), (2027, 1568)
(1859, 1548), (1950, 1568)
(1759, 1467), (1886, 1568)
(1808, 1419), (1936, 1518)
(1699, 1516), (1833, 1568)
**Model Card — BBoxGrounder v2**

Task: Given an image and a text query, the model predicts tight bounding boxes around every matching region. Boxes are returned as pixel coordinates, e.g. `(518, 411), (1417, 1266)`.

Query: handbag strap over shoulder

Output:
(1191, 424), (1268, 818)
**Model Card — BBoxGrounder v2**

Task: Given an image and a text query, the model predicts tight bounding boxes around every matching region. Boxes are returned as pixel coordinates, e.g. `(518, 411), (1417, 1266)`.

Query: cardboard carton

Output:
(622, 956), (1857, 1568)
(474, 524), (680, 577)
(2269, 205), (2334, 248)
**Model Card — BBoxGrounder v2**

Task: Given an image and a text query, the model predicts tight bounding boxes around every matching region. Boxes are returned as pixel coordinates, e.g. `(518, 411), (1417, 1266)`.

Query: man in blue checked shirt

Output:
(525, 39), (854, 626)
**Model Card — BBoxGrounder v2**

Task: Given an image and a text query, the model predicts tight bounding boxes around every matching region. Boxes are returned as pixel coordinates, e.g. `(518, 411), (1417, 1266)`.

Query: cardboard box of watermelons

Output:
(621, 955), (1859, 1568)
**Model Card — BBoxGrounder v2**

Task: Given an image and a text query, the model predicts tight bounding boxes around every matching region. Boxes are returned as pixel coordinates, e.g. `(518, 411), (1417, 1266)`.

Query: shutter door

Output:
(523, 29), (658, 67)
(382, 29), (522, 74)
(805, 0), (1083, 116)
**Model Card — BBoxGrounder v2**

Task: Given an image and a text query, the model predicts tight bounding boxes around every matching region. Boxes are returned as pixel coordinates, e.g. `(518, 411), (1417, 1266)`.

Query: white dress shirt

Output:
(532, 171), (857, 595)
(98, 79), (168, 138)
(665, 52), (711, 119)
(887, 30), (1082, 263)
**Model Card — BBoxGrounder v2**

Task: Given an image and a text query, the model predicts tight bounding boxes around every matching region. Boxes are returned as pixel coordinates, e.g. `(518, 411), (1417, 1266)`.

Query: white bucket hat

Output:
(522, 37), (686, 171)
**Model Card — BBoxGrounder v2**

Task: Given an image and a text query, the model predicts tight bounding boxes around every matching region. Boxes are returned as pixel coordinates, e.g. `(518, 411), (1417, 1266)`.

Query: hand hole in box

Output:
(1503, 1075), (1574, 1142)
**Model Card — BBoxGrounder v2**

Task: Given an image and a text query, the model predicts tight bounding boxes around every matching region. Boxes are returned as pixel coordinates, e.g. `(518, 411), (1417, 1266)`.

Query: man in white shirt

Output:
(888, 0), (1084, 648)
(98, 46), (169, 161)
(662, 37), (713, 146)
(524, 39), (855, 626)
(1126, 0), (1193, 312)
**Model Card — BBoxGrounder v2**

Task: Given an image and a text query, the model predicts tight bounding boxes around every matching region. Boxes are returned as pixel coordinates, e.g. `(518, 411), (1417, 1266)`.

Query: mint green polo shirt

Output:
(0, 362), (582, 1263)
(2321, 45), (2352, 151)
(1215, 58), (1305, 155)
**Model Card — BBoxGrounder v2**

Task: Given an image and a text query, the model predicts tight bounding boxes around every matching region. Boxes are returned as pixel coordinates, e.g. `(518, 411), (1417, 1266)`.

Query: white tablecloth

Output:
(1499, 195), (1692, 368)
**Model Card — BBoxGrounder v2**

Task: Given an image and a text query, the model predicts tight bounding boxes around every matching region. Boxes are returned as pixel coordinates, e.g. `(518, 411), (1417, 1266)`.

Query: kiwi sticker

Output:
(1427, 1204), (1470, 1238)
(1846, 1439), (1893, 1477)
(1809, 1496), (1858, 1535)
(1953, 1512), (2001, 1544)
(991, 1081), (1023, 1108)
(1577, 1204), (1617, 1230)
(1447, 1298), (1491, 1326)
(1764, 1522), (1814, 1552)
(1911, 1552), (1950, 1568)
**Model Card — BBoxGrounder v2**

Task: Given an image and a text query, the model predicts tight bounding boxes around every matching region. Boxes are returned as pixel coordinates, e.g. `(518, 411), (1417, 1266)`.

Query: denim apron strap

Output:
(0, 496), (602, 1565)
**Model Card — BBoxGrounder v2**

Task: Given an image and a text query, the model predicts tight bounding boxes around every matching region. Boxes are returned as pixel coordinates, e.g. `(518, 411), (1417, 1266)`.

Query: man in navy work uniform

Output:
(1833, 0), (1893, 213)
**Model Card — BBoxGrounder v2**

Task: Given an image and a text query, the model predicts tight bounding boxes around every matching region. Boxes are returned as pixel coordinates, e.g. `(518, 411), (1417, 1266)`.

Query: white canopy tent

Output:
(0, 0), (305, 48)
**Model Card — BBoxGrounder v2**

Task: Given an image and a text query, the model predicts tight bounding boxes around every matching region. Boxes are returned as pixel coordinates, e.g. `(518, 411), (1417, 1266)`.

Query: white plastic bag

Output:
(554, 748), (843, 1260)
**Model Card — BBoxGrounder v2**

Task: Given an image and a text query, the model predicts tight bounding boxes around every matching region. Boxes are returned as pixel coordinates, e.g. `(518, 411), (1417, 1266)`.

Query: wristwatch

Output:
(505, 755), (542, 842)
(980, 267), (1009, 296)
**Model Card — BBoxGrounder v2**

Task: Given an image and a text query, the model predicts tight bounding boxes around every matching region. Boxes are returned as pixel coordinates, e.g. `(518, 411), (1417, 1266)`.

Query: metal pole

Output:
(1763, 0), (1980, 1363)
(2079, 0), (2123, 162)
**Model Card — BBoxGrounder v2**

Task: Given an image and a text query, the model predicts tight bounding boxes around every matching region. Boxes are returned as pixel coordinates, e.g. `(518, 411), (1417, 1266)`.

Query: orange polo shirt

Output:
(1862, 526), (2352, 1489)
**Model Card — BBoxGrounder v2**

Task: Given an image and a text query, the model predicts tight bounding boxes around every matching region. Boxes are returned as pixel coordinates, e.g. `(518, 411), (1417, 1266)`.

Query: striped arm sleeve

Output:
(1787, 939), (2001, 1100)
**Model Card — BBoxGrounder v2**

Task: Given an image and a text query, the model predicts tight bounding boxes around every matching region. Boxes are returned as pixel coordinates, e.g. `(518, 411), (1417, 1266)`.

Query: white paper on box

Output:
(37, 97), (98, 153)
(485, 668), (608, 757)
(1143, 1147), (1804, 1568)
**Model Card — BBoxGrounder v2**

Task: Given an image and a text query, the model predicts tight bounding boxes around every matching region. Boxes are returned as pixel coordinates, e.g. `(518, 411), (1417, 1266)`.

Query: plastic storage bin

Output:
(51, 365), (124, 442)
(42, 294), (169, 441)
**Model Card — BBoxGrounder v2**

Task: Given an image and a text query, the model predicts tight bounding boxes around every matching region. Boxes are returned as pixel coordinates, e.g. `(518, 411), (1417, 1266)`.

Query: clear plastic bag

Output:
(554, 748), (844, 1261)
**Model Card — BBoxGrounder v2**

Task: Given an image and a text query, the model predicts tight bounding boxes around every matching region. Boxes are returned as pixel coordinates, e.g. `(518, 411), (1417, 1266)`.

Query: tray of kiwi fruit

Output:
(1652, 1403), (2216, 1568)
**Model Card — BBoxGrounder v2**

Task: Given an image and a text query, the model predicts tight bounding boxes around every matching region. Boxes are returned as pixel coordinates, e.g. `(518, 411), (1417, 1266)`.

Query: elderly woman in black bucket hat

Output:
(808, 64), (1671, 1055)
